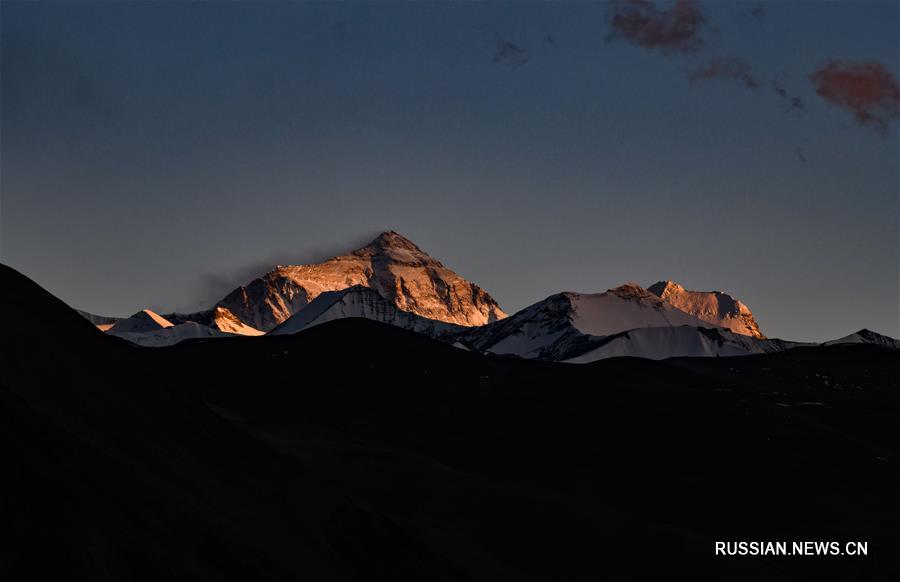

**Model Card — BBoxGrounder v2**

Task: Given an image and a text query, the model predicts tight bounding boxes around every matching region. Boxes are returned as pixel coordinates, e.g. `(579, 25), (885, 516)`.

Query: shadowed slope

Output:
(2, 264), (900, 581)
(0, 264), (110, 345)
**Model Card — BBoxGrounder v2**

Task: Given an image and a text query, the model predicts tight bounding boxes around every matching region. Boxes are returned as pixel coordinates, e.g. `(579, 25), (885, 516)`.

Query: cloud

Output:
(492, 41), (530, 67)
(687, 57), (759, 89)
(795, 145), (807, 163)
(686, 59), (809, 119)
(186, 232), (381, 311)
(607, 0), (706, 54)
(810, 60), (900, 133)
(771, 80), (806, 113)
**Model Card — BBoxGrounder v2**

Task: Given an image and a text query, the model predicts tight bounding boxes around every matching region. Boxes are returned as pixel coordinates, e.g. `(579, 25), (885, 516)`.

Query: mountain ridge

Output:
(32, 232), (896, 351)
(453, 284), (721, 361)
(213, 231), (507, 332)
(648, 280), (764, 338)
(269, 285), (464, 338)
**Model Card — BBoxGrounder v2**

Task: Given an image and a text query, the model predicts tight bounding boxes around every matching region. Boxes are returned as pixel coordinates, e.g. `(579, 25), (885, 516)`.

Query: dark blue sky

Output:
(1, 1), (897, 341)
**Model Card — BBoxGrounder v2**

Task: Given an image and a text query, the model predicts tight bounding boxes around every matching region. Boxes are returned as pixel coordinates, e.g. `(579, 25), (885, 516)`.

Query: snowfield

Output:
(269, 286), (463, 338)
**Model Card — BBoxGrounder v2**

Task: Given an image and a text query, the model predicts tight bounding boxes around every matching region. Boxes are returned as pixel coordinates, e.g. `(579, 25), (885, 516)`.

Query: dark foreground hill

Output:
(2, 264), (899, 581)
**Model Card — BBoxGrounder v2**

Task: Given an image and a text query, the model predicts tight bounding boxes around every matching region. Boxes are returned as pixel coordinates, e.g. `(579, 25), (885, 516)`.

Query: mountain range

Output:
(4, 260), (900, 582)
(452, 284), (800, 362)
(78, 231), (896, 359)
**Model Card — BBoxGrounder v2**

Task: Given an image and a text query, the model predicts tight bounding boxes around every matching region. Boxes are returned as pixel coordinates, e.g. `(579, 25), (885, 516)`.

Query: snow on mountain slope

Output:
(216, 231), (506, 332)
(108, 309), (174, 334)
(210, 307), (264, 336)
(113, 307), (262, 343)
(823, 329), (900, 350)
(568, 284), (711, 335)
(111, 322), (232, 347)
(76, 310), (121, 332)
(161, 307), (263, 336)
(455, 284), (717, 361)
(269, 285), (463, 338)
(107, 309), (224, 346)
(648, 281), (764, 338)
(563, 326), (800, 363)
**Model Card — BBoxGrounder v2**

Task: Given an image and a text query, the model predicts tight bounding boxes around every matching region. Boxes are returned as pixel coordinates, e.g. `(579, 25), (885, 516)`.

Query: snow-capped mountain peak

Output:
(108, 309), (174, 334)
(215, 231), (507, 331)
(647, 280), (764, 338)
(567, 284), (710, 336)
(102, 308), (238, 347)
(455, 283), (716, 361)
(355, 230), (435, 264)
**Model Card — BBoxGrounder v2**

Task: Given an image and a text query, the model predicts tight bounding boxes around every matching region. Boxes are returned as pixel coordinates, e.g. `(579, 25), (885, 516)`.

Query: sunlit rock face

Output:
(210, 307), (264, 336)
(216, 231), (507, 332)
(648, 280), (765, 339)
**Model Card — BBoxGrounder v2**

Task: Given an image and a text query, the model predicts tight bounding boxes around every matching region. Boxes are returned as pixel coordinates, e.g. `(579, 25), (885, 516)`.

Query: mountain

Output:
(108, 309), (174, 334)
(562, 326), (803, 363)
(110, 321), (233, 347)
(269, 285), (463, 338)
(76, 309), (120, 331)
(209, 306), (265, 336)
(214, 231), (507, 332)
(823, 328), (900, 349)
(105, 309), (238, 347)
(455, 284), (719, 361)
(1, 264), (112, 347)
(4, 263), (900, 581)
(648, 280), (764, 338)
(163, 307), (264, 336)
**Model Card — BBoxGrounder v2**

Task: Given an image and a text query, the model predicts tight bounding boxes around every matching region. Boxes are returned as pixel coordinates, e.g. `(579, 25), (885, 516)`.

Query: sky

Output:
(1, 1), (898, 342)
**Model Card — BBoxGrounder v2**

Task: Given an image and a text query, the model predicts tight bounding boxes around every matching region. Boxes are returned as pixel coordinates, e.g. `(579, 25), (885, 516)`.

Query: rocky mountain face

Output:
(209, 307), (264, 336)
(648, 280), (764, 338)
(216, 231), (507, 332)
